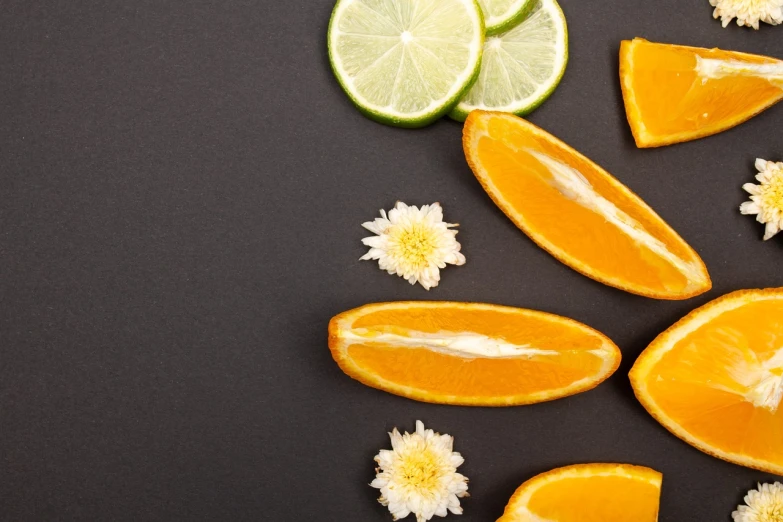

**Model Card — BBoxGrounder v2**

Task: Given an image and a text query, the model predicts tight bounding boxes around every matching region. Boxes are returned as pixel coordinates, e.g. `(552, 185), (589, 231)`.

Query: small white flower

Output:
(360, 202), (466, 290)
(371, 421), (469, 522)
(710, 0), (783, 29)
(733, 482), (783, 521)
(740, 159), (783, 240)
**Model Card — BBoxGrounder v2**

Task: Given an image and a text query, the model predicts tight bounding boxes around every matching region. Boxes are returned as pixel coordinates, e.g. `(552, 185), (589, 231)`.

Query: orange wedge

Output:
(328, 301), (620, 406)
(462, 110), (711, 300)
(620, 38), (783, 148)
(497, 463), (662, 522)
(631, 288), (783, 474)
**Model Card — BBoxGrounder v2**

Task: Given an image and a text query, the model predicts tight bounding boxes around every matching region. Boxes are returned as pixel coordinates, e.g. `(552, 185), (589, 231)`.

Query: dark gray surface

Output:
(1, 0), (782, 520)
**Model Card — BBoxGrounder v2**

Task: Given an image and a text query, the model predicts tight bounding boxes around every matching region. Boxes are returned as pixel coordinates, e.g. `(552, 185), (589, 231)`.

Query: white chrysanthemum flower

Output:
(360, 202), (466, 290)
(371, 421), (469, 522)
(710, 0), (783, 29)
(740, 159), (783, 240)
(733, 482), (783, 521)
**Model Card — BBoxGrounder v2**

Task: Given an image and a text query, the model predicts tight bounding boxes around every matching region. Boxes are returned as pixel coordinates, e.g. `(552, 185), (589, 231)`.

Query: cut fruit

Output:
(451, 0), (568, 121)
(462, 111), (712, 300)
(630, 288), (783, 475)
(477, 0), (533, 36)
(620, 38), (783, 148)
(497, 463), (662, 522)
(328, 301), (620, 406)
(327, 0), (485, 128)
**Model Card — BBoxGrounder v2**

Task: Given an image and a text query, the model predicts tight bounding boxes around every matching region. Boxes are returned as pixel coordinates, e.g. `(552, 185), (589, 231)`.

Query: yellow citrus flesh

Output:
(631, 288), (783, 474)
(620, 38), (783, 148)
(328, 301), (620, 406)
(497, 463), (662, 522)
(463, 110), (711, 300)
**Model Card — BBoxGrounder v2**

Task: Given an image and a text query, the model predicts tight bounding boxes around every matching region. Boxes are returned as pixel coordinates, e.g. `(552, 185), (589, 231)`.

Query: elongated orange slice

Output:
(463, 110), (711, 300)
(497, 463), (662, 522)
(620, 38), (783, 148)
(631, 288), (783, 474)
(328, 301), (620, 406)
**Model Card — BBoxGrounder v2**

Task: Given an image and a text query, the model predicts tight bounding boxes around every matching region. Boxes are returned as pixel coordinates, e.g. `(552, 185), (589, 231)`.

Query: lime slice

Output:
(450, 0), (568, 121)
(477, 0), (534, 35)
(328, 0), (485, 128)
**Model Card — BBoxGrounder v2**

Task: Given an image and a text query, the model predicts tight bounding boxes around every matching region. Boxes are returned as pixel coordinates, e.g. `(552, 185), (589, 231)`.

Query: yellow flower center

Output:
(756, 501), (783, 520)
(395, 447), (443, 495)
(392, 224), (438, 268)
(760, 168), (783, 213)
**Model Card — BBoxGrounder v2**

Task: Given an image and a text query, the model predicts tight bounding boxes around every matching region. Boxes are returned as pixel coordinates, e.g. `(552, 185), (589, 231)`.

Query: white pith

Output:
(329, 0), (483, 120)
(506, 509), (553, 522)
(714, 337), (783, 412)
(696, 56), (783, 86)
(742, 349), (783, 411)
(341, 327), (615, 360)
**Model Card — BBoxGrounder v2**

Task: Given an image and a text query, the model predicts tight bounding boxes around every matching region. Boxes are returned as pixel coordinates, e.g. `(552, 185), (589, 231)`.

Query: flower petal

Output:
(763, 220), (780, 240)
(358, 202), (466, 289)
(372, 422), (468, 521)
(743, 183), (761, 195)
(740, 201), (760, 215)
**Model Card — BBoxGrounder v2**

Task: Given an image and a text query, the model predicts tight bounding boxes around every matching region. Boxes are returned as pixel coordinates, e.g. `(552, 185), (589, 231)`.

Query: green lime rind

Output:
(484, 0), (535, 36)
(327, 0), (485, 128)
(449, 0), (568, 122)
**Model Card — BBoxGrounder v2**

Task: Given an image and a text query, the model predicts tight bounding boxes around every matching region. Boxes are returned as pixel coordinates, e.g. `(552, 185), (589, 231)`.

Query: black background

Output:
(1, 0), (782, 520)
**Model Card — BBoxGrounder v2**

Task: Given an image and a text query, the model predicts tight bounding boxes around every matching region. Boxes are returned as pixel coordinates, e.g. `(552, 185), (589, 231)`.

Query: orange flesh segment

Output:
(643, 298), (783, 466)
(463, 111), (710, 299)
(631, 289), (783, 473)
(527, 475), (661, 521)
(499, 464), (662, 522)
(621, 38), (783, 147)
(347, 343), (606, 398)
(329, 302), (621, 406)
(352, 307), (606, 349)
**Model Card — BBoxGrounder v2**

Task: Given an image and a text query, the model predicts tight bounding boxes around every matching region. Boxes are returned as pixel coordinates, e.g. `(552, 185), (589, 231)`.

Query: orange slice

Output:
(328, 301), (620, 406)
(462, 110), (711, 300)
(620, 38), (783, 148)
(497, 463), (662, 522)
(630, 288), (783, 474)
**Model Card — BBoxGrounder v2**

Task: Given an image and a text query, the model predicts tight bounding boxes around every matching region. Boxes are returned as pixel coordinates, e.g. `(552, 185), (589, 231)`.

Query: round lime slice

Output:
(477, 0), (534, 35)
(328, 0), (485, 128)
(450, 0), (568, 121)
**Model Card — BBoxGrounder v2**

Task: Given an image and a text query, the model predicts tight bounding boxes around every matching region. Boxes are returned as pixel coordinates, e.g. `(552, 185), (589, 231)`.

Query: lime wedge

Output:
(450, 0), (568, 121)
(477, 0), (534, 35)
(328, 0), (485, 128)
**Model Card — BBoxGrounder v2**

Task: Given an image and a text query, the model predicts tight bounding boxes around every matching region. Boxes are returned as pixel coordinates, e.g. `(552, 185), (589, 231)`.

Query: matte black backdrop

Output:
(1, 0), (782, 520)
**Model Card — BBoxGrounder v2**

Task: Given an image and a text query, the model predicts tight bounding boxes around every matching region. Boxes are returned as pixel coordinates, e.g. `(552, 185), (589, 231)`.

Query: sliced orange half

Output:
(620, 38), (783, 148)
(497, 463), (662, 522)
(631, 288), (783, 474)
(328, 301), (620, 406)
(463, 110), (711, 300)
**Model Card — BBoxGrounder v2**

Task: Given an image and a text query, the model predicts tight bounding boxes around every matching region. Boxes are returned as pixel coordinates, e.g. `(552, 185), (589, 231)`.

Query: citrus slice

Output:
(328, 301), (620, 406)
(630, 288), (783, 474)
(450, 0), (568, 121)
(497, 463), (662, 522)
(462, 111), (711, 300)
(620, 38), (783, 148)
(327, 0), (485, 128)
(477, 0), (533, 35)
